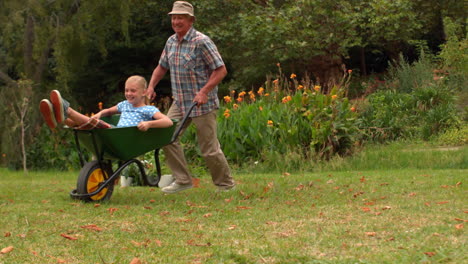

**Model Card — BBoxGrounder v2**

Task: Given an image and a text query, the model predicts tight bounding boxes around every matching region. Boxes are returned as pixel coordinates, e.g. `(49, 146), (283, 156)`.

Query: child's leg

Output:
(66, 107), (92, 126)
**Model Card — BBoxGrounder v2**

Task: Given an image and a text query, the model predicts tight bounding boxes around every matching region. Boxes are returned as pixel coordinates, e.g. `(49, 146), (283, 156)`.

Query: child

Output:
(39, 75), (173, 131)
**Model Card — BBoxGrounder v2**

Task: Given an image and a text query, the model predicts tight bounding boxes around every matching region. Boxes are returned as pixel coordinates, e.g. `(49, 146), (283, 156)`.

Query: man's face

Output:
(171, 14), (193, 37)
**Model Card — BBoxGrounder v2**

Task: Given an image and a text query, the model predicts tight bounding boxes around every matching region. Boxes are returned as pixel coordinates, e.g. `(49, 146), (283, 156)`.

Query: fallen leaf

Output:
(365, 232), (376, 237)
(159, 211), (170, 216)
(436, 201), (449, 205)
(4, 232), (11, 237)
(108, 208), (119, 214)
(81, 224), (102, 232)
(295, 184), (305, 191)
(361, 207), (371, 212)
(283, 172), (290, 176)
(192, 177), (200, 188)
(57, 259), (66, 263)
(228, 225), (237, 230)
(454, 218), (467, 222)
(380, 183), (389, 186)
(360, 176), (366, 183)
(176, 218), (192, 222)
(408, 192), (417, 197)
(1, 246), (14, 254)
(263, 182), (274, 193)
(236, 206), (252, 210)
(203, 213), (212, 218)
(455, 182), (462, 187)
(455, 223), (464, 230)
(154, 239), (162, 247)
(144, 206), (152, 210)
(130, 257), (142, 264)
(224, 197), (233, 203)
(149, 199), (156, 203)
(60, 234), (78, 240)
(424, 252), (436, 257)
(94, 204), (100, 208)
(382, 206), (392, 210)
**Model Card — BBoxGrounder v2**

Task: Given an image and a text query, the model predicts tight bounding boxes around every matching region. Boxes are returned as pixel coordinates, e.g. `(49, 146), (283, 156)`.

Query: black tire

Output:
(141, 169), (160, 186)
(76, 161), (114, 202)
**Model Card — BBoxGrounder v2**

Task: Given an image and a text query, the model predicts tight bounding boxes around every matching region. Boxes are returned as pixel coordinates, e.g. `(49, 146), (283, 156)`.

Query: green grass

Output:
(0, 144), (466, 263)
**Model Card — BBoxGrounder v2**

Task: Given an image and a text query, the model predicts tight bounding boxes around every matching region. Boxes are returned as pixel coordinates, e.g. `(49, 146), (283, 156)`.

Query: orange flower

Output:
(276, 63), (281, 67)
(257, 87), (265, 96)
(223, 96), (232, 103)
(348, 69), (353, 74)
(297, 85), (304, 90)
(238, 91), (246, 97)
(267, 120), (274, 127)
(233, 104), (239, 110)
(236, 97), (243, 103)
(2, 153), (6, 158)
(264, 93), (270, 97)
(259, 106), (263, 111)
(313, 85), (321, 92)
(331, 95), (338, 100)
(248, 91), (256, 101)
(290, 73), (297, 79)
(350, 106), (356, 112)
(273, 79), (279, 85)
(98, 102), (103, 110)
(281, 96), (292, 103)
(223, 109), (230, 118)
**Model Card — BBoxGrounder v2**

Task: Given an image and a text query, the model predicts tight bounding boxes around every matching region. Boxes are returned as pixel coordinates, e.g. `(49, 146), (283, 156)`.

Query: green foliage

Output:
(432, 124), (468, 146)
(26, 125), (83, 171)
(359, 54), (461, 141)
(181, 67), (361, 170)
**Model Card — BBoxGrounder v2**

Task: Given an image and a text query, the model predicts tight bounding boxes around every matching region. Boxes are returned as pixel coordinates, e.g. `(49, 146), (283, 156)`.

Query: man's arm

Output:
(194, 65), (227, 105)
(147, 65), (168, 100)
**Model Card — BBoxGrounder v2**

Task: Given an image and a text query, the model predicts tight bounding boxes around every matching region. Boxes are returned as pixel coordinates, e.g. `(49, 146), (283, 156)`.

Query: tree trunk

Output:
(360, 46), (367, 76)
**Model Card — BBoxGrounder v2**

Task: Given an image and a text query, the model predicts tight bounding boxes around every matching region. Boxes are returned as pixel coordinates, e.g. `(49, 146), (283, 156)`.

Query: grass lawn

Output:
(0, 144), (466, 264)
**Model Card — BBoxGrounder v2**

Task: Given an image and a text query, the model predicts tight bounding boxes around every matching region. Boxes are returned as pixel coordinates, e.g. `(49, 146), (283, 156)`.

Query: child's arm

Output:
(92, 106), (119, 120)
(137, 112), (173, 131)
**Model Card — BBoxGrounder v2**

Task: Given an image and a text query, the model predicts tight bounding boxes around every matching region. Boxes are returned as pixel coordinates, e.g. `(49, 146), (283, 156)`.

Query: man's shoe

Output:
(216, 185), (236, 193)
(50, 90), (69, 123)
(39, 99), (57, 129)
(161, 182), (193, 194)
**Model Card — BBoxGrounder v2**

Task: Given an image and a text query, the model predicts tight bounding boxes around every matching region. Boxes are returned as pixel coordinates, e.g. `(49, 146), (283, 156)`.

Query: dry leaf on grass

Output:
(130, 257), (142, 264)
(81, 224), (102, 232)
(424, 252), (436, 257)
(455, 223), (464, 230)
(60, 234), (78, 240)
(1, 246), (14, 254)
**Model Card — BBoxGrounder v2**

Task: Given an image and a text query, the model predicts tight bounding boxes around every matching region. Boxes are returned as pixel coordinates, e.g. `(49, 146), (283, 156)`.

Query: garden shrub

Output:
(180, 67), (361, 168)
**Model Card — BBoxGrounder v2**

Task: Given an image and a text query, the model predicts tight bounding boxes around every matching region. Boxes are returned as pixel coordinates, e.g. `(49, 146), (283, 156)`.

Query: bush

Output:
(359, 54), (461, 141)
(180, 66), (361, 169)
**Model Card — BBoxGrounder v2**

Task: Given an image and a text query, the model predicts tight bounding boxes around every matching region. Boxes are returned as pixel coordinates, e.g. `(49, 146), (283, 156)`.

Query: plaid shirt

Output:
(159, 27), (224, 117)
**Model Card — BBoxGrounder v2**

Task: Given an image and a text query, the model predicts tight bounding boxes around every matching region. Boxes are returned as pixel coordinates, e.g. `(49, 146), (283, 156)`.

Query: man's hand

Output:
(193, 90), (208, 106)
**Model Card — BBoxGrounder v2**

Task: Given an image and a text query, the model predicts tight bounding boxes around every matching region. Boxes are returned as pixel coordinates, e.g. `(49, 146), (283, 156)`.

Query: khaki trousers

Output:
(163, 103), (234, 187)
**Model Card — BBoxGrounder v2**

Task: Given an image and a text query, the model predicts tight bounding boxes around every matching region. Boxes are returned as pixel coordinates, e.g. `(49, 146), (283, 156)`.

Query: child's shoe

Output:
(39, 99), (57, 129)
(50, 90), (69, 123)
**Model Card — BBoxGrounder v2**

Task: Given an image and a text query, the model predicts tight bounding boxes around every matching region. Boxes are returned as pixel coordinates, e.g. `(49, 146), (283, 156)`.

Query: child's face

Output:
(125, 81), (146, 106)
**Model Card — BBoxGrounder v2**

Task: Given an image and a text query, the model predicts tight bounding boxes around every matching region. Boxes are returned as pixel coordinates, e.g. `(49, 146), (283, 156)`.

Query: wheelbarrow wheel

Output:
(76, 161), (114, 202)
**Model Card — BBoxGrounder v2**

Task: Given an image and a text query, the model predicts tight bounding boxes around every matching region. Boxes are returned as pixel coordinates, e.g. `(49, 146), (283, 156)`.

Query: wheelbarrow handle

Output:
(170, 101), (198, 143)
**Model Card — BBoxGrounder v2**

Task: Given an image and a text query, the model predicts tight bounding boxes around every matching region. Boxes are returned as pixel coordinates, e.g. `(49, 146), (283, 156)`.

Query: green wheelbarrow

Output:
(69, 102), (196, 202)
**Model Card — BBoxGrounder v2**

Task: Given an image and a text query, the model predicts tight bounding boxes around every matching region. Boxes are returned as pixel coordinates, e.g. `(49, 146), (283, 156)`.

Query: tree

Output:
(0, 0), (133, 169)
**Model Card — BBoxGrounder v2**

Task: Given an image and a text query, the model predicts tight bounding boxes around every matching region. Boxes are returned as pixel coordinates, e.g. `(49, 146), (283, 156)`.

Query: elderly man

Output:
(147, 1), (235, 194)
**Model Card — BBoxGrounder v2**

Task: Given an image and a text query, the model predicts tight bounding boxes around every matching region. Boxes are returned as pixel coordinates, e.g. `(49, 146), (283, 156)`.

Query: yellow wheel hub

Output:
(87, 168), (108, 201)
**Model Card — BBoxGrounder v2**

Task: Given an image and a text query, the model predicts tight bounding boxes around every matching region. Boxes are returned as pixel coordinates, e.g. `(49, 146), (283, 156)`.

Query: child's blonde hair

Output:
(126, 75), (149, 104)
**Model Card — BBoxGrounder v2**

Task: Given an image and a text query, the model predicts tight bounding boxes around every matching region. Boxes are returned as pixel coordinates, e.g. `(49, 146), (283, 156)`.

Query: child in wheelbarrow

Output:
(39, 75), (173, 131)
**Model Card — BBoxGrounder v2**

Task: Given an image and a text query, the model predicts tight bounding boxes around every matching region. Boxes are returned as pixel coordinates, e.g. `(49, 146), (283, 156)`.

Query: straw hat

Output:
(168, 1), (194, 17)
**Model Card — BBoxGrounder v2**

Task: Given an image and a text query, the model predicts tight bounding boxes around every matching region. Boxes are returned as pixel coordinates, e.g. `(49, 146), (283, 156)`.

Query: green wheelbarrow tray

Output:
(74, 115), (178, 161)
(70, 102), (197, 202)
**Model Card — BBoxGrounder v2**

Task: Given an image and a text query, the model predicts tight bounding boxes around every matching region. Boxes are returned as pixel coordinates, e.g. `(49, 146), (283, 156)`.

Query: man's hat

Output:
(168, 1), (194, 17)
